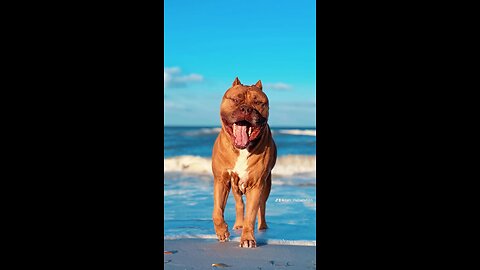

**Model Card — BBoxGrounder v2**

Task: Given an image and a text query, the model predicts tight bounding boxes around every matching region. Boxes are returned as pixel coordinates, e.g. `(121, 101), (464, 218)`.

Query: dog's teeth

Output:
(248, 127), (252, 136)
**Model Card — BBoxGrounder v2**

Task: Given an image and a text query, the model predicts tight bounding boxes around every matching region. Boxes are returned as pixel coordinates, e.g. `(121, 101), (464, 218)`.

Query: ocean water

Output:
(164, 126), (316, 246)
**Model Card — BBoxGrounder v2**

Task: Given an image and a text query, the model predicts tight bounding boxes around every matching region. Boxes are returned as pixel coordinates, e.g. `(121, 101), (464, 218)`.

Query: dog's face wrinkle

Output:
(221, 87), (269, 124)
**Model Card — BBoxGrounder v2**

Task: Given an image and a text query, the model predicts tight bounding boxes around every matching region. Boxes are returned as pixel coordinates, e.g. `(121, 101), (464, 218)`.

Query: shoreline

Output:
(164, 235), (316, 246)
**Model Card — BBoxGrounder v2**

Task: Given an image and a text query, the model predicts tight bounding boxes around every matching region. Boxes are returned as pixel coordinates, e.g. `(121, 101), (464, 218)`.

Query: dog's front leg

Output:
(229, 173), (245, 230)
(212, 177), (231, 242)
(240, 185), (262, 248)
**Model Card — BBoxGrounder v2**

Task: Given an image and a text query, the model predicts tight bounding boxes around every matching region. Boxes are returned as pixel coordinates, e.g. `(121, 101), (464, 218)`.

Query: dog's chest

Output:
(230, 149), (249, 183)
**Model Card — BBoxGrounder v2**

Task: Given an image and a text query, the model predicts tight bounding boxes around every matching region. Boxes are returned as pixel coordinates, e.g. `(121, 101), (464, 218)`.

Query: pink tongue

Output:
(234, 125), (248, 147)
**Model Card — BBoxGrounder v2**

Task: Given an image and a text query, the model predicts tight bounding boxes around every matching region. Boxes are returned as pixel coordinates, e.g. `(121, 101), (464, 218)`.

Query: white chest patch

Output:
(231, 149), (249, 189)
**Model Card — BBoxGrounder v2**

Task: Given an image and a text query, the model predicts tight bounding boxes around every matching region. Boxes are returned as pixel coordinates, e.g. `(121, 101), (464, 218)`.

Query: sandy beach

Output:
(164, 239), (316, 270)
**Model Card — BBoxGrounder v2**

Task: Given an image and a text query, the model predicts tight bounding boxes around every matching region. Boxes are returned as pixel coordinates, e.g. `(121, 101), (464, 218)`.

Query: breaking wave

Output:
(164, 155), (316, 177)
(182, 128), (221, 136)
(180, 128), (316, 137)
(164, 155), (213, 174)
(275, 129), (316, 136)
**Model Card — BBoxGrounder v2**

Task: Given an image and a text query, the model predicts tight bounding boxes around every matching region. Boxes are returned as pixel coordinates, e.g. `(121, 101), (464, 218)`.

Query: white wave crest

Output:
(164, 234), (218, 240)
(164, 155), (212, 174)
(183, 128), (221, 136)
(163, 234), (316, 246)
(264, 239), (316, 246)
(164, 155), (316, 177)
(272, 155), (316, 177)
(275, 129), (316, 136)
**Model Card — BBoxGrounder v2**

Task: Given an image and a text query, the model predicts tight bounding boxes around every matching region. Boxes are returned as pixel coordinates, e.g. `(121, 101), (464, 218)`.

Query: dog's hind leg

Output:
(257, 172), (272, 230)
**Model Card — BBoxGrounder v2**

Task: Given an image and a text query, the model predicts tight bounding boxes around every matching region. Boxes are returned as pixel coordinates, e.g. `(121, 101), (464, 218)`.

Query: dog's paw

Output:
(239, 239), (256, 248)
(217, 230), (230, 242)
(239, 229), (256, 248)
(215, 223), (230, 242)
(233, 221), (243, 230)
(258, 223), (268, 231)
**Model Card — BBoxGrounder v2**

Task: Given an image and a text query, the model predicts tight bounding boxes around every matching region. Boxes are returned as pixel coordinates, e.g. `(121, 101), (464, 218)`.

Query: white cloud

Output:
(164, 67), (203, 88)
(164, 100), (186, 109)
(264, 82), (292, 90)
(164, 67), (181, 74)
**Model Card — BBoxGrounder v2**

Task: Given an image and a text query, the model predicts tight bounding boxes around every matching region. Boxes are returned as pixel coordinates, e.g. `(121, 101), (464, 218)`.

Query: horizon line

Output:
(164, 125), (316, 129)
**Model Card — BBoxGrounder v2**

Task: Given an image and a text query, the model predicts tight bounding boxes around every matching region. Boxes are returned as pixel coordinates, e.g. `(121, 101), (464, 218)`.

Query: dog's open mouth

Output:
(225, 120), (263, 149)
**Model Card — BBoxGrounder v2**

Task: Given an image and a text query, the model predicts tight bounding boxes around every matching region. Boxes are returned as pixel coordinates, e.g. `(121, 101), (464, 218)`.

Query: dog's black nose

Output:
(240, 105), (253, 114)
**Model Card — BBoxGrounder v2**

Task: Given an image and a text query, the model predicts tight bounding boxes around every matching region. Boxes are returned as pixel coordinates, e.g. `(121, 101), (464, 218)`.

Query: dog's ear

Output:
(232, 77), (241, 86)
(255, 80), (262, 90)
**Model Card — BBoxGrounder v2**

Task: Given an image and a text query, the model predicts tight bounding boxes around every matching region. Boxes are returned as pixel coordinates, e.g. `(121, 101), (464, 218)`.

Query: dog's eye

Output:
(255, 101), (263, 106)
(233, 98), (239, 103)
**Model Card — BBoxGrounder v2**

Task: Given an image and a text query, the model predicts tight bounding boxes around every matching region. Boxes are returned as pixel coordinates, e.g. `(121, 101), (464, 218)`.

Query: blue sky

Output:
(164, 0), (316, 127)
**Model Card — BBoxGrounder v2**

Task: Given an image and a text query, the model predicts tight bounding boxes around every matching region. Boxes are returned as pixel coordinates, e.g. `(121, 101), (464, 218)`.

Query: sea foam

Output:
(182, 128), (221, 136)
(164, 155), (316, 177)
(163, 234), (316, 246)
(275, 129), (316, 136)
(181, 128), (316, 137)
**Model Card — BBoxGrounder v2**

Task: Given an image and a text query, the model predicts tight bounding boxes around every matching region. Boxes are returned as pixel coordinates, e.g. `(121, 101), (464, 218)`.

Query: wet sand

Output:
(164, 238), (316, 269)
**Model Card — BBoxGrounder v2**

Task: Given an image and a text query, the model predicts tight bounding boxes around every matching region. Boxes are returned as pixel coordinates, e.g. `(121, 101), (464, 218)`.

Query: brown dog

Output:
(212, 77), (277, 248)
